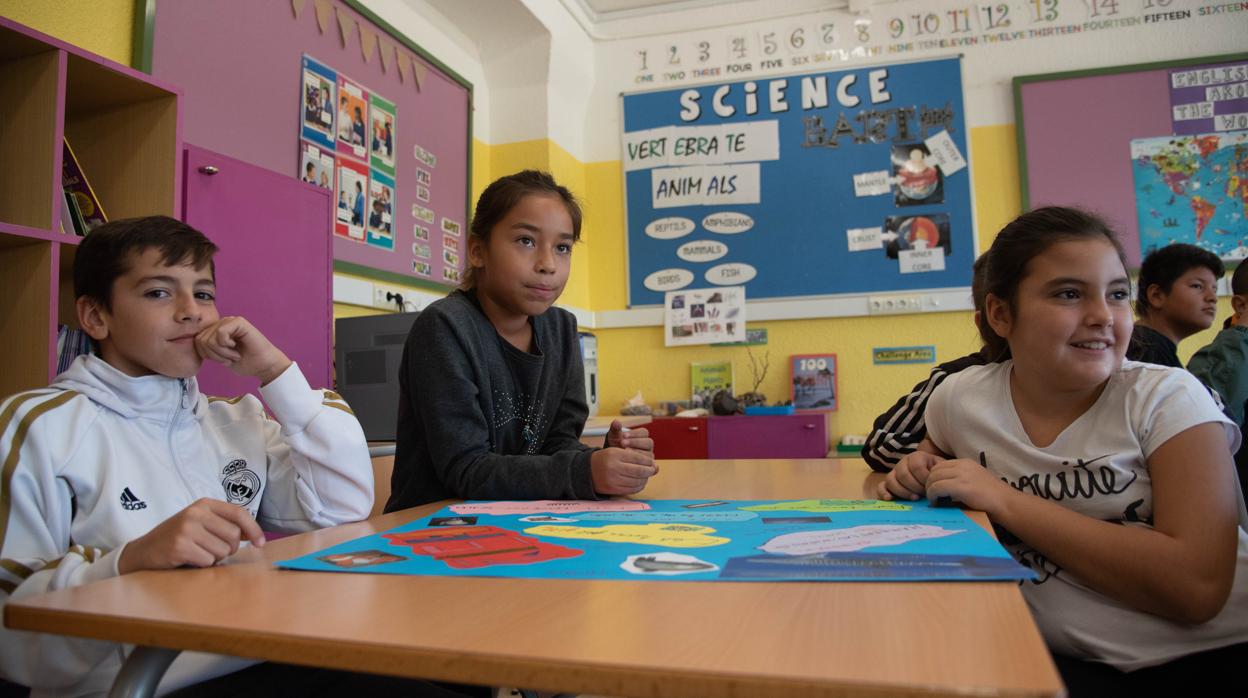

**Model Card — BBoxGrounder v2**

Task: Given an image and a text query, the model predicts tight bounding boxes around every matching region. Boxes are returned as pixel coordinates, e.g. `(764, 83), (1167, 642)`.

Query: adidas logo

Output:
(120, 487), (147, 511)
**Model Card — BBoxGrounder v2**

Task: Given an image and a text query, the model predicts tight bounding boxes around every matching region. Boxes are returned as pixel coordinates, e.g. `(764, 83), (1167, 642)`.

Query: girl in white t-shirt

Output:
(878, 206), (1247, 693)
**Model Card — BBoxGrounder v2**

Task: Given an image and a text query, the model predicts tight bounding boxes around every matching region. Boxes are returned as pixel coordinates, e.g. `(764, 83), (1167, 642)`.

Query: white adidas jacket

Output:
(0, 355), (373, 696)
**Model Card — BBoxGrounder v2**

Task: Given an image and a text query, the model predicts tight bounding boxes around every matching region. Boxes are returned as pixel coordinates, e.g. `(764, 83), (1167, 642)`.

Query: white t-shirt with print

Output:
(926, 359), (1247, 671)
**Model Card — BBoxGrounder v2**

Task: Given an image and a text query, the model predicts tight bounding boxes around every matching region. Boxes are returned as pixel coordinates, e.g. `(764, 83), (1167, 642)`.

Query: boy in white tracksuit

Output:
(0, 216), (374, 696)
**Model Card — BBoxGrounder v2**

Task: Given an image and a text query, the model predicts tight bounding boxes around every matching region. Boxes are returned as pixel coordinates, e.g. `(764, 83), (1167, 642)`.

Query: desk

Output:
(5, 460), (1062, 697)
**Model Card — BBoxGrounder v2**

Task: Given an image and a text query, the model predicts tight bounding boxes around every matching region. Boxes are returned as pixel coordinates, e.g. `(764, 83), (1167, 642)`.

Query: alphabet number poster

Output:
(279, 499), (1035, 583)
(622, 56), (974, 306)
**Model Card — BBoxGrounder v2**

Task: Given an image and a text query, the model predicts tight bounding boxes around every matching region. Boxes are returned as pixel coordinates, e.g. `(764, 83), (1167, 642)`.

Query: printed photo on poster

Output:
(300, 141), (334, 190)
(891, 143), (943, 206)
(367, 171), (395, 250)
(412, 242), (431, 259)
(664, 287), (746, 347)
(442, 266), (460, 283)
(414, 224), (430, 241)
(443, 249), (459, 267)
(416, 185), (430, 202)
(413, 261), (432, 277)
(335, 158), (369, 241)
(336, 76), (368, 159)
(883, 214), (950, 260)
(441, 218), (462, 236)
(416, 168), (432, 186)
(300, 55), (335, 149)
(443, 235), (459, 252)
(790, 354), (838, 412)
(369, 93), (396, 177)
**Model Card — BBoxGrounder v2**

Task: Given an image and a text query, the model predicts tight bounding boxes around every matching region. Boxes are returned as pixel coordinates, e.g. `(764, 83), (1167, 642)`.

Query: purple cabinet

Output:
(707, 415), (828, 459)
(182, 144), (333, 398)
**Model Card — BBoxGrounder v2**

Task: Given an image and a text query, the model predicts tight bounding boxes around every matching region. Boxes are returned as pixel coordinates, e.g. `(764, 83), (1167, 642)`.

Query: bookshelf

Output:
(0, 17), (181, 399)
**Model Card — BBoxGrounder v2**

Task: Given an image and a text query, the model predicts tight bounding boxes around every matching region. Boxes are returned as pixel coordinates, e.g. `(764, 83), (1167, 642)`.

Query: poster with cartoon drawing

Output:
(280, 499), (1034, 583)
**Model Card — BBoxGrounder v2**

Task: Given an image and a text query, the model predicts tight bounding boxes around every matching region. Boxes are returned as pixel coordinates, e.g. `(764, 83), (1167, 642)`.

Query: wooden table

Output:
(4, 460), (1063, 697)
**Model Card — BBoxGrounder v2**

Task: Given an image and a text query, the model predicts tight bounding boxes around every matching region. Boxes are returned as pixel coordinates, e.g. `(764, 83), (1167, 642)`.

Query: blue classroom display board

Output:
(621, 56), (975, 307)
(279, 499), (1035, 583)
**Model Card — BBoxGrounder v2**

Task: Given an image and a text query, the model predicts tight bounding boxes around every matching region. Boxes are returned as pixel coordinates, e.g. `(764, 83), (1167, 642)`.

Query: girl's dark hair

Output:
(462, 170), (582, 289)
(975, 206), (1127, 361)
(74, 215), (218, 311)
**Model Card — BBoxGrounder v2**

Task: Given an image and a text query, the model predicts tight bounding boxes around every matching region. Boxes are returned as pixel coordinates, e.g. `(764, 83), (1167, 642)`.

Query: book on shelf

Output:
(691, 361), (734, 409)
(63, 190), (86, 235)
(58, 189), (74, 234)
(62, 138), (107, 232)
(56, 325), (94, 375)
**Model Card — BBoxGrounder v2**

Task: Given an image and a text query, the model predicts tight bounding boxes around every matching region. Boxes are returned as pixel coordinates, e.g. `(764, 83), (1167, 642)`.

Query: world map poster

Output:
(279, 499), (1036, 583)
(1131, 131), (1248, 261)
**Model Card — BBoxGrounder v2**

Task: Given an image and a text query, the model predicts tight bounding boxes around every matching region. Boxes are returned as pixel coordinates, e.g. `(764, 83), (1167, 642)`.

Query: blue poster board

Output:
(279, 499), (1034, 583)
(622, 56), (974, 307)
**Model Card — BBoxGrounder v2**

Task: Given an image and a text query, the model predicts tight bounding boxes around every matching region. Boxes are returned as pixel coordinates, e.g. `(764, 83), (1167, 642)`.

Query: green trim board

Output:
(145, 0), (475, 289)
(343, 0), (473, 268)
(1012, 51), (1248, 268)
(132, 0), (155, 72)
(1013, 50), (1248, 211)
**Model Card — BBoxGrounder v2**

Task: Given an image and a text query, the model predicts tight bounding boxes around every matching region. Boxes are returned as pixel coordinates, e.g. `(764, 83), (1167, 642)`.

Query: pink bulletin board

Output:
(148, 0), (471, 290)
(1014, 52), (1247, 268)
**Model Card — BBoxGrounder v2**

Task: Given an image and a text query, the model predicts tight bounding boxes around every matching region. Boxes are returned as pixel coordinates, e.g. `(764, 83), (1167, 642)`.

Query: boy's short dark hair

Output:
(74, 216), (218, 311)
(1232, 262), (1248, 297)
(1136, 243), (1225, 316)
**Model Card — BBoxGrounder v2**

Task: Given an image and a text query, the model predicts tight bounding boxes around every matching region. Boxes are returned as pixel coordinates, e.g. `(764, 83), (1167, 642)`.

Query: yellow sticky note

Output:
(525, 523), (730, 548)
(742, 499), (911, 513)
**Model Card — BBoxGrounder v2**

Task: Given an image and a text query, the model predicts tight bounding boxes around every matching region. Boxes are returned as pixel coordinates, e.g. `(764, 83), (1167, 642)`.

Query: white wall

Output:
(585, 0), (1248, 160)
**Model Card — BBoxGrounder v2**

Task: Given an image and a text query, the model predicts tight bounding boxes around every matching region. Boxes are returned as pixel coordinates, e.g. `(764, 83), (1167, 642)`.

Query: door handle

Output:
(198, 165), (220, 175)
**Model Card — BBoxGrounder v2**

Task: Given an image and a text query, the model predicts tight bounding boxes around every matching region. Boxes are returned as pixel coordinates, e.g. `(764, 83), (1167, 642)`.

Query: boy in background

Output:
(1189, 261), (1248, 506)
(1132, 243), (1223, 367)
(0, 216), (375, 695)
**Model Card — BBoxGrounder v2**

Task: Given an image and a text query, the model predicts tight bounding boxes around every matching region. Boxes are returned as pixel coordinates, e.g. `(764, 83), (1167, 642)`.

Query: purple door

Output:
(183, 144), (333, 398)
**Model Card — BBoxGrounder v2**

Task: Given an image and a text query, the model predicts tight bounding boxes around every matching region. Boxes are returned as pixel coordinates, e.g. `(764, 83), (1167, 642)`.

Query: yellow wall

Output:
(0, 0), (134, 65)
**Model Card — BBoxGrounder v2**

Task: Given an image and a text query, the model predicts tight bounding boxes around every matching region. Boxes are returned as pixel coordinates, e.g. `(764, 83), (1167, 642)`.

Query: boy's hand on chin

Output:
(195, 316), (292, 385)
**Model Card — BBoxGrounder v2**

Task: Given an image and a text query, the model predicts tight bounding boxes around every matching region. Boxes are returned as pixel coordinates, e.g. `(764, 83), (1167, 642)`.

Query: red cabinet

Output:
(647, 418), (709, 460)
(648, 415), (827, 460)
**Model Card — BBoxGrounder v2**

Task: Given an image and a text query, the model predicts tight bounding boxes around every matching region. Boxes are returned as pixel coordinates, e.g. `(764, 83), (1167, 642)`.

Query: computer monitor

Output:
(334, 312), (418, 441)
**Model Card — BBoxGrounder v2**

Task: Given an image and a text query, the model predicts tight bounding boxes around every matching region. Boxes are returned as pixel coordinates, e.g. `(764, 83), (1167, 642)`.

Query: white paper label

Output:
(651, 164), (760, 209)
(847, 227), (883, 252)
(1207, 82), (1248, 102)
(924, 130), (967, 176)
(624, 122), (780, 172)
(1172, 64), (1248, 88)
(852, 171), (892, 197)
(899, 248), (946, 274)
(1173, 102), (1215, 121)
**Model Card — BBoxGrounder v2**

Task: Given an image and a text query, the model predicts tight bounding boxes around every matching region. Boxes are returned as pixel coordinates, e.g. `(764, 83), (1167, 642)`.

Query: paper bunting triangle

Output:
(379, 40), (393, 73)
(412, 57), (427, 91)
(313, 0), (332, 33)
(291, 0), (307, 19)
(359, 24), (378, 63)
(335, 5), (352, 47)
(396, 52), (408, 83)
